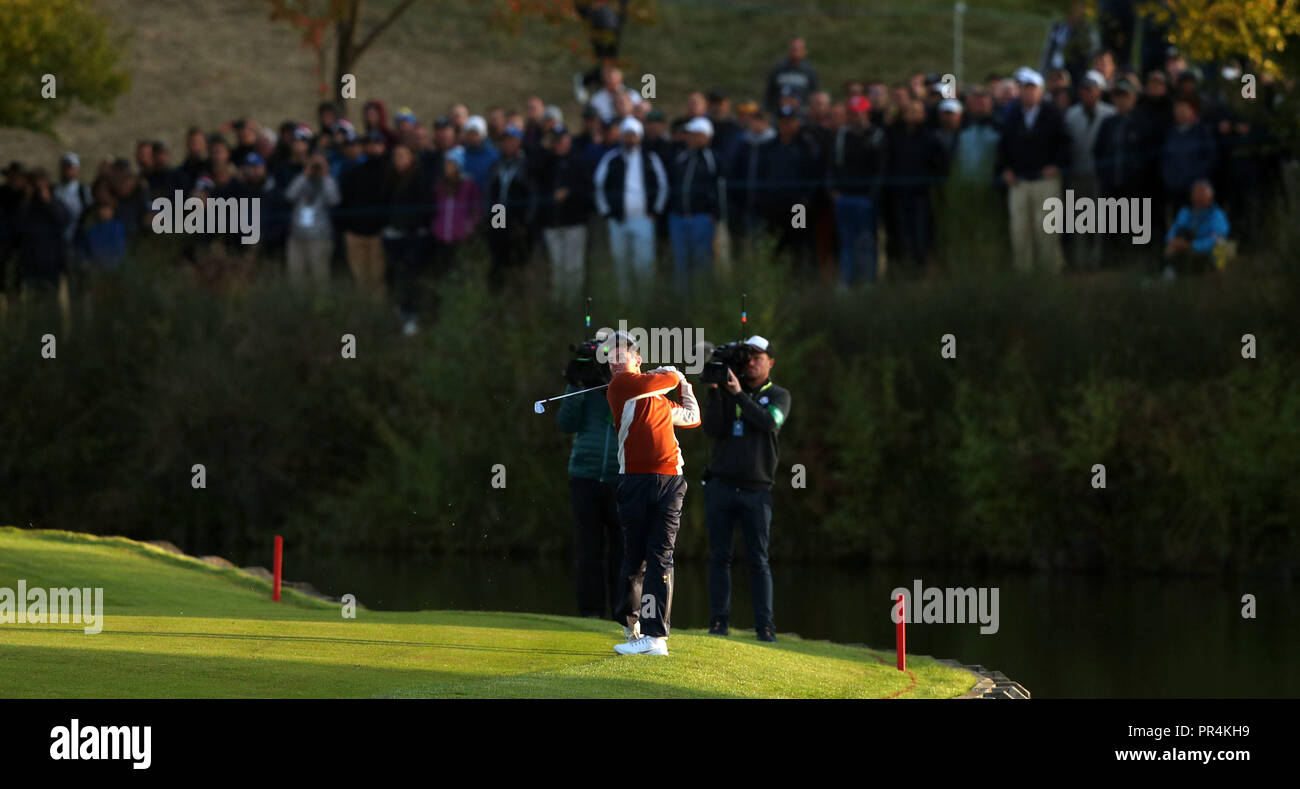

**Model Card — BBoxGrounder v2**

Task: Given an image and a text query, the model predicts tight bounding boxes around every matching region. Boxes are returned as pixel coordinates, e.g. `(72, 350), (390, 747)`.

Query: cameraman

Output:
(701, 335), (790, 642)
(556, 332), (622, 620)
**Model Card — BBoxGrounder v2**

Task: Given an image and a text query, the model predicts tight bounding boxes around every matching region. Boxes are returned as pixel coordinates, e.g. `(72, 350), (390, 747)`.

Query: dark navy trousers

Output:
(613, 473), (686, 638)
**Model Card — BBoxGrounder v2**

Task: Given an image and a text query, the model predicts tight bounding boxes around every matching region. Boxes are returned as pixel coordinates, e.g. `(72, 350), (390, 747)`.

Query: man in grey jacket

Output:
(1063, 69), (1115, 269)
(285, 153), (341, 287)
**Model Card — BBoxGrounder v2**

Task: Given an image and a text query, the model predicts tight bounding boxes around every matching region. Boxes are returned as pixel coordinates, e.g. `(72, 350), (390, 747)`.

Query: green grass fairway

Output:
(0, 527), (976, 699)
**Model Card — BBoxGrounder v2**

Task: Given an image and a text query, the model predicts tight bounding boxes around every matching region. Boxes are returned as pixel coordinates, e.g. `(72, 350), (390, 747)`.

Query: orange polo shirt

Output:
(607, 369), (701, 475)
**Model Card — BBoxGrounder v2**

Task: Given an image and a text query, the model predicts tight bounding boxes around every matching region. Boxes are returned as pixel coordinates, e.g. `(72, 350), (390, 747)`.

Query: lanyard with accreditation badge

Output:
(733, 381), (773, 436)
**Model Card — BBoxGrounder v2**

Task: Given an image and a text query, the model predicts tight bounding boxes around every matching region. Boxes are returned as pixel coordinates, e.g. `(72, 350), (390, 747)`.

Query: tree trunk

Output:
(333, 0), (361, 103)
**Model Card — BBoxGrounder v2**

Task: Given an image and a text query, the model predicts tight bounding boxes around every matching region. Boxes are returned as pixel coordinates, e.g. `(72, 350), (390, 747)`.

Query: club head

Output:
(534, 401), (546, 414)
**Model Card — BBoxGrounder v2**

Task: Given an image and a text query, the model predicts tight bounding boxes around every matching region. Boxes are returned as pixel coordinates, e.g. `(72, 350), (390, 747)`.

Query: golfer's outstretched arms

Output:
(608, 370), (680, 400)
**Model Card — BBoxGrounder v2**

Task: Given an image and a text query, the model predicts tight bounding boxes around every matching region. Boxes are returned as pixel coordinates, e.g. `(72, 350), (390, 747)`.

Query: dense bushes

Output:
(1, 248), (1296, 574)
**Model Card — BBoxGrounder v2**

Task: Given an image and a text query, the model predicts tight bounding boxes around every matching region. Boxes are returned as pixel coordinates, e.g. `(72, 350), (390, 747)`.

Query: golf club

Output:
(533, 383), (609, 414)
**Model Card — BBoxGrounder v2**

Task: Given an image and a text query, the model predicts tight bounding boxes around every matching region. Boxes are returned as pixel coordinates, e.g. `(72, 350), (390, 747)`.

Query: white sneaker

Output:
(614, 635), (668, 655)
(402, 319), (418, 336)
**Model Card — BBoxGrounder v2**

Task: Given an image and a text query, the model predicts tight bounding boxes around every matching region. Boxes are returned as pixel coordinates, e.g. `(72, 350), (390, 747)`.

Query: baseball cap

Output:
(1016, 68), (1045, 87)
(938, 98), (963, 114)
(293, 123), (314, 141)
(619, 116), (644, 139)
(503, 125), (524, 140)
(847, 95), (871, 114)
(543, 105), (564, 123)
(242, 152), (264, 167)
(444, 146), (466, 172)
(1083, 69), (1107, 89)
(646, 108), (666, 123)
(602, 330), (641, 359)
(744, 335), (774, 355)
(777, 105), (799, 119)
(60, 152), (81, 169)
(684, 116), (714, 137)
(194, 175), (216, 192)
(1113, 78), (1139, 94)
(464, 115), (488, 136)
(433, 116), (452, 129)
(395, 107), (417, 125)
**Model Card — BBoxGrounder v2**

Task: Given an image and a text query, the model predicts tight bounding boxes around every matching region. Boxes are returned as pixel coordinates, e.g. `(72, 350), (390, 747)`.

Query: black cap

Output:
(433, 116), (452, 129)
(777, 105), (799, 119)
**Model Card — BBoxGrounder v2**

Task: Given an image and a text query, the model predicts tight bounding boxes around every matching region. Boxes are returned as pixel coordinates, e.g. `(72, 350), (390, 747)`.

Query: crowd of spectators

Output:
(2, 2), (1292, 331)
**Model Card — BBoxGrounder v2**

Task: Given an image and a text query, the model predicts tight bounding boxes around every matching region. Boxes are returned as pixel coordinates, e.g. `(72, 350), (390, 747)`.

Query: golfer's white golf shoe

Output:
(614, 635), (668, 656)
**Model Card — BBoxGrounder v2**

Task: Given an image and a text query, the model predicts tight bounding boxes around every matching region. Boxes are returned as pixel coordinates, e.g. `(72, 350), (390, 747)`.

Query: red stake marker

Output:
(896, 593), (906, 671)
(272, 535), (283, 602)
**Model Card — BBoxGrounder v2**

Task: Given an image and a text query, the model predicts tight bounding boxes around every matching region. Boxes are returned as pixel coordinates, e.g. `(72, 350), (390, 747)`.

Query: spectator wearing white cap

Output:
(1063, 69), (1115, 269)
(54, 153), (92, 246)
(593, 116), (668, 297)
(996, 67), (1069, 273)
(933, 98), (964, 166)
(666, 116), (724, 292)
(700, 334), (791, 643)
(460, 115), (499, 189)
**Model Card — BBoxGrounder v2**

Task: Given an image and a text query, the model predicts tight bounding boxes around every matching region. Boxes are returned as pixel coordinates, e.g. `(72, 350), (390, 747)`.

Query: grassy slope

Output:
(0, 527), (975, 698)
(1, 0), (1049, 169)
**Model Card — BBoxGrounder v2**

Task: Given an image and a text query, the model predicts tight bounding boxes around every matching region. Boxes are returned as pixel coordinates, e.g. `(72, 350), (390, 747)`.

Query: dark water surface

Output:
(235, 548), (1297, 698)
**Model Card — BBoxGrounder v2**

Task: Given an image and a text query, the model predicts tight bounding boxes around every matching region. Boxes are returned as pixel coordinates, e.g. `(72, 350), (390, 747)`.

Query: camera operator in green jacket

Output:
(556, 334), (622, 619)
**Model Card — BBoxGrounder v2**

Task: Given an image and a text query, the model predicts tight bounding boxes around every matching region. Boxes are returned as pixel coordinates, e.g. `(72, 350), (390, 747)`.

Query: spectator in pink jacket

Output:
(431, 146), (482, 272)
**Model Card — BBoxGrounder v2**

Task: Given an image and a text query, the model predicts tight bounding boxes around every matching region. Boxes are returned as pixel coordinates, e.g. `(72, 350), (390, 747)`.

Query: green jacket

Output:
(556, 384), (618, 482)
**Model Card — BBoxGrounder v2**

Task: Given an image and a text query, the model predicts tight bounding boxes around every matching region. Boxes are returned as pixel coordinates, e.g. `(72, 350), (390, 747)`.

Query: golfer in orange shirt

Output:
(604, 330), (700, 655)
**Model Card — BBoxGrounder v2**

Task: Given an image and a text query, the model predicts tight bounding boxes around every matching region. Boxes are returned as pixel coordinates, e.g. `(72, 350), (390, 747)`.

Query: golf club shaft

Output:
(539, 383), (609, 405)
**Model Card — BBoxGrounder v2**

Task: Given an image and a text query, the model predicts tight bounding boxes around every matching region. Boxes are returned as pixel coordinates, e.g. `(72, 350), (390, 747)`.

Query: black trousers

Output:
(704, 480), (774, 630)
(570, 476), (622, 618)
(613, 473), (686, 638)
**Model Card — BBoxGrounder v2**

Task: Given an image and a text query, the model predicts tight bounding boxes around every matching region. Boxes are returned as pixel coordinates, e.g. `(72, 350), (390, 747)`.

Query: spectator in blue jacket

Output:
(1164, 179), (1229, 276)
(77, 199), (126, 270)
(460, 116), (499, 189)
